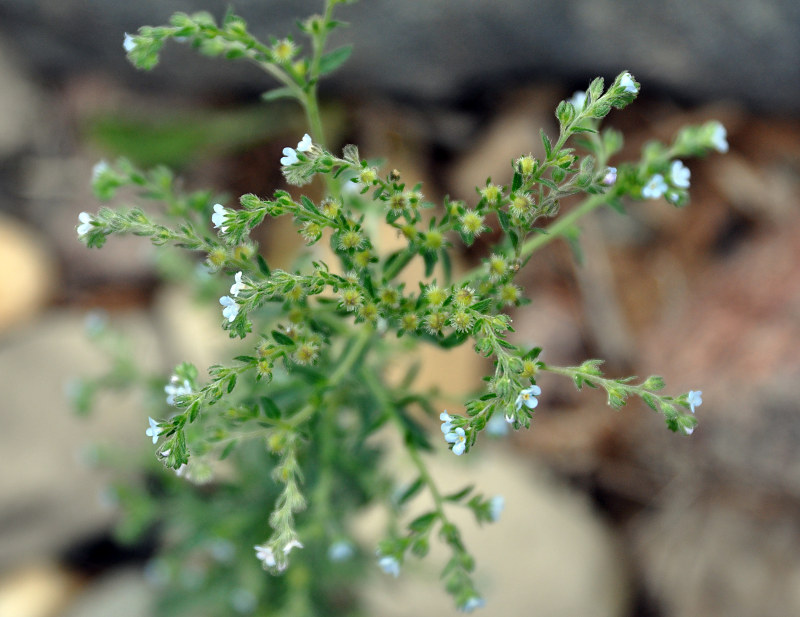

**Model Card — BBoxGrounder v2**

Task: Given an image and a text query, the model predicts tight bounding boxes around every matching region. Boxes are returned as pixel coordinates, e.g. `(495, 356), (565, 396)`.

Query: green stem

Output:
(286, 324), (374, 427)
(518, 191), (609, 256)
(360, 367), (447, 517)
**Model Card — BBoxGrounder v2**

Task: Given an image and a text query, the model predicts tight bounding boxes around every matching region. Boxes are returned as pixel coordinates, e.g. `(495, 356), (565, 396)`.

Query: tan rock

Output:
(0, 215), (55, 332)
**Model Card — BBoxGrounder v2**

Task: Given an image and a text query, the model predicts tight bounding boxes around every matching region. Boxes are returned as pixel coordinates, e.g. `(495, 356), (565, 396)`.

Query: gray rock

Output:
(0, 0), (797, 112)
(0, 311), (161, 570)
(360, 447), (631, 617)
(59, 568), (153, 617)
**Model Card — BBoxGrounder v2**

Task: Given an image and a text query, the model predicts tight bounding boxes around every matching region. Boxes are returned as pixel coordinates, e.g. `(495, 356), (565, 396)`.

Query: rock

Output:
(360, 446), (631, 617)
(59, 569), (152, 617)
(0, 1), (797, 112)
(0, 311), (161, 570)
(0, 215), (55, 332)
(631, 486), (800, 617)
(0, 563), (79, 617)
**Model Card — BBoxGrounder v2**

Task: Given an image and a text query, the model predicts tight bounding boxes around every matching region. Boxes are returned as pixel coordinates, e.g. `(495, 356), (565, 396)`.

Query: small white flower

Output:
(619, 72), (638, 94)
(296, 133), (313, 152)
(280, 147), (298, 166)
(91, 160), (109, 181)
(459, 596), (486, 613)
(230, 271), (247, 297)
(669, 160), (691, 188)
(254, 544), (276, 568)
(123, 33), (136, 53)
(378, 555), (400, 577)
(569, 91), (587, 112)
(219, 295), (240, 322)
(515, 385), (542, 411)
(489, 495), (504, 522)
(328, 540), (355, 562)
(642, 174), (668, 199)
(165, 375), (192, 405)
(601, 166), (618, 186)
(174, 464), (188, 477)
(283, 539), (304, 555)
(687, 390), (703, 414)
(710, 123), (729, 153)
(445, 427), (467, 456)
(440, 410), (453, 434)
(146, 417), (161, 444)
(212, 203), (230, 233)
(77, 212), (94, 237)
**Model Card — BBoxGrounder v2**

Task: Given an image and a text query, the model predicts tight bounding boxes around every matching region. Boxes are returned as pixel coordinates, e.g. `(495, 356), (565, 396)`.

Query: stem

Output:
(286, 324), (374, 427)
(300, 0), (340, 199)
(519, 191), (609, 256)
(360, 367), (448, 518)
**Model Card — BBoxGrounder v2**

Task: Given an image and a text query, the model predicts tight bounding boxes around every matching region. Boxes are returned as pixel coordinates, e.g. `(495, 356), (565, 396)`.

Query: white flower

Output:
(602, 166), (617, 186)
(710, 123), (729, 153)
(212, 203), (230, 233)
(230, 271), (247, 297)
(280, 147), (298, 166)
(328, 540), (354, 562)
(445, 427), (467, 456)
(219, 296), (240, 322)
(123, 33), (136, 53)
(378, 555), (400, 577)
(619, 72), (638, 94)
(642, 174), (667, 199)
(669, 160), (690, 188)
(165, 375), (192, 405)
(489, 495), (504, 522)
(687, 390), (703, 414)
(296, 133), (313, 152)
(146, 417), (161, 444)
(569, 91), (587, 112)
(283, 539), (304, 554)
(515, 385), (542, 411)
(459, 597), (486, 613)
(440, 410), (453, 434)
(77, 212), (94, 237)
(174, 464), (188, 477)
(254, 544), (277, 568)
(91, 160), (109, 181)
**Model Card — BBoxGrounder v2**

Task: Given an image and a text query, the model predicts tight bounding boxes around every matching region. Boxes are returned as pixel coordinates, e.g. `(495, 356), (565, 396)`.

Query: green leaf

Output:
(271, 330), (296, 346)
(423, 250), (437, 277)
(540, 129), (552, 159)
(409, 511), (438, 533)
(219, 441), (236, 460)
(511, 171), (522, 193)
(226, 374), (237, 393)
(641, 393), (658, 411)
(318, 45), (353, 75)
(261, 86), (297, 102)
(444, 485), (474, 503)
(397, 478), (425, 506)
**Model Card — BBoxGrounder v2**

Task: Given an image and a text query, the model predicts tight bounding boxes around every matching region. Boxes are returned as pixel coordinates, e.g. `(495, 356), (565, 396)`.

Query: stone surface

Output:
(58, 569), (152, 617)
(0, 216), (55, 333)
(0, 1), (797, 112)
(360, 446), (631, 617)
(0, 564), (79, 617)
(0, 311), (161, 571)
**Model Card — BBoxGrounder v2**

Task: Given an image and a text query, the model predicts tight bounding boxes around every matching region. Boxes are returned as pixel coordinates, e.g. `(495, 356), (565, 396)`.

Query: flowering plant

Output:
(75, 1), (722, 614)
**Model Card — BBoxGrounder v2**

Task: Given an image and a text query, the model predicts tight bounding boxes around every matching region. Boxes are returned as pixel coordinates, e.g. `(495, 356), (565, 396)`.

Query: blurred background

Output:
(1, 1), (799, 616)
